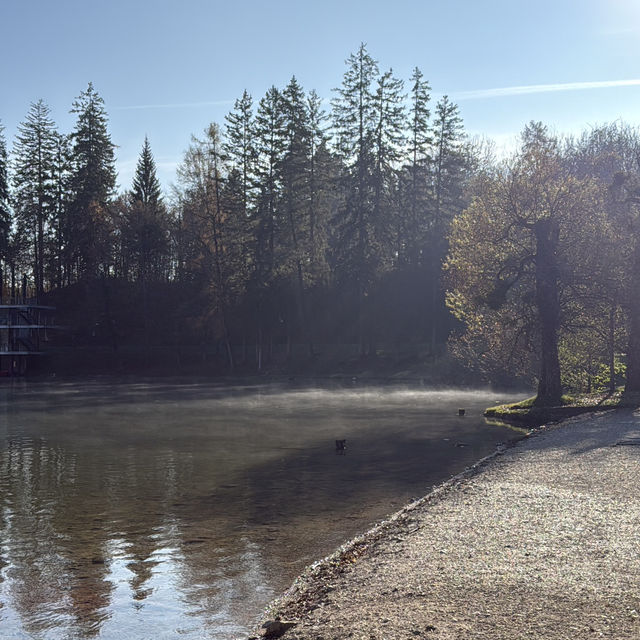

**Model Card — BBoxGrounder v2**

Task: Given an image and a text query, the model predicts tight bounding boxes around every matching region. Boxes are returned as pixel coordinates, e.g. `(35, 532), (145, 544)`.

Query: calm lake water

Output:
(0, 380), (524, 639)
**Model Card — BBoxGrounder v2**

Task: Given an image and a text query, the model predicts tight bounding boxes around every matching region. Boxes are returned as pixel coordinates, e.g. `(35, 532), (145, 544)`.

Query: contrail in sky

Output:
(454, 79), (640, 100)
(113, 80), (640, 111)
(114, 100), (234, 110)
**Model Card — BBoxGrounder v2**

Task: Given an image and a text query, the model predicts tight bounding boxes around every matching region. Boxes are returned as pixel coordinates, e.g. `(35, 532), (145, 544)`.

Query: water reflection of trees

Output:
(0, 427), (277, 638)
(0, 384), (519, 639)
(0, 435), (179, 636)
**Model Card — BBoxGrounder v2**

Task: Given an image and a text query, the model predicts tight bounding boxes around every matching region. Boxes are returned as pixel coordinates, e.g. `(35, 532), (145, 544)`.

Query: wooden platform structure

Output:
(0, 303), (59, 376)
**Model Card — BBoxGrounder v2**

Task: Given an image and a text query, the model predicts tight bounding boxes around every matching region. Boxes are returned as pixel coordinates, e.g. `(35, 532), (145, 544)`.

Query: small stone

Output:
(259, 619), (297, 638)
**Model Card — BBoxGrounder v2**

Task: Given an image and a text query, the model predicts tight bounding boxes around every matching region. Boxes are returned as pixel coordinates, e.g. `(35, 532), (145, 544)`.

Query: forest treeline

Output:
(2, 44), (640, 400)
(0, 45), (471, 374)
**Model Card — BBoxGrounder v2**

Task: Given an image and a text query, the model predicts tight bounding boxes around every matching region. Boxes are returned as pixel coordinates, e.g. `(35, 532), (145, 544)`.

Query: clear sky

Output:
(2, 0), (640, 192)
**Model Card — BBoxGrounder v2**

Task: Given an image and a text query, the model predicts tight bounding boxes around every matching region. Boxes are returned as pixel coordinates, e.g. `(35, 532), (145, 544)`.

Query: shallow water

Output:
(0, 380), (525, 639)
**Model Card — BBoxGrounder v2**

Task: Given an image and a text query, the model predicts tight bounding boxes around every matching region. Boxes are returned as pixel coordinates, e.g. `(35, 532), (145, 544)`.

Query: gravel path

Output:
(253, 410), (640, 639)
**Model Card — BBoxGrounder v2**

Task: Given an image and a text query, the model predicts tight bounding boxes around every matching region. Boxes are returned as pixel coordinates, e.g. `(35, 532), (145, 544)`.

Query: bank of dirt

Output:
(252, 410), (640, 639)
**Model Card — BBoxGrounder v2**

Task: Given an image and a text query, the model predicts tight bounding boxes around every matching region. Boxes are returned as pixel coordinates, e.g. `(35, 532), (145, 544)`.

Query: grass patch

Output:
(485, 389), (625, 427)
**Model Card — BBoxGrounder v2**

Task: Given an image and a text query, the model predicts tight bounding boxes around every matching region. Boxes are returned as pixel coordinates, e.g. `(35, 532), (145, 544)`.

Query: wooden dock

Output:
(0, 304), (60, 375)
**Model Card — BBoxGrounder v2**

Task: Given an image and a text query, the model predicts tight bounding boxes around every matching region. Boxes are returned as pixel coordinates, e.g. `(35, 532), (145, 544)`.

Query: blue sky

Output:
(2, 0), (640, 191)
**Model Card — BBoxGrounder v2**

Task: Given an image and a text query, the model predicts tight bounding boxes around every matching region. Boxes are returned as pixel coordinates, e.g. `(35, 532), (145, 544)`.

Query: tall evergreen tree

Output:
(304, 90), (338, 347)
(0, 122), (9, 266)
(12, 99), (58, 297)
(279, 76), (316, 352)
(432, 95), (465, 232)
(132, 135), (162, 206)
(401, 67), (432, 265)
(331, 43), (380, 354)
(305, 90), (332, 278)
(124, 136), (169, 281)
(249, 86), (288, 366)
(428, 95), (466, 350)
(371, 68), (405, 265)
(281, 76), (310, 268)
(50, 131), (73, 288)
(224, 90), (256, 217)
(253, 86), (287, 282)
(68, 82), (117, 278)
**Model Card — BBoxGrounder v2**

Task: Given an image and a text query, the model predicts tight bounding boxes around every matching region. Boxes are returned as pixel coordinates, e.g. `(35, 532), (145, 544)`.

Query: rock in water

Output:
(259, 619), (297, 638)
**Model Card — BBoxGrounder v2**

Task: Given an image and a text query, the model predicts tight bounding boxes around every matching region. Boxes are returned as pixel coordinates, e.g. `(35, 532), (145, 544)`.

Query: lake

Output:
(0, 380), (524, 639)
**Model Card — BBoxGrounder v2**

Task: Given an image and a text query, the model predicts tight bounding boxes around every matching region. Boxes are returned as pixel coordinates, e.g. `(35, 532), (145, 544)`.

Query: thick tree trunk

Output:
(534, 219), (563, 405)
(625, 241), (640, 393)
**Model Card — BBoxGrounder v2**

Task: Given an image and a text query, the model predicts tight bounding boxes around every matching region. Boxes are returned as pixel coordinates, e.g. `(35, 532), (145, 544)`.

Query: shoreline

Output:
(254, 444), (516, 632)
(250, 409), (640, 639)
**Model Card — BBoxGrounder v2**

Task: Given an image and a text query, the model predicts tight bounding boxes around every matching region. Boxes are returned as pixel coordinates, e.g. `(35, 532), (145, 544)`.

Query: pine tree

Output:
(253, 86), (287, 282)
(331, 43), (380, 354)
(332, 43), (378, 167)
(132, 136), (162, 206)
(371, 68), (405, 262)
(224, 90), (256, 217)
(305, 90), (331, 277)
(0, 122), (9, 264)
(432, 95), (465, 232)
(281, 76), (310, 268)
(408, 68), (432, 175)
(429, 95), (467, 351)
(401, 67), (432, 265)
(12, 99), (58, 296)
(124, 136), (168, 281)
(247, 86), (288, 366)
(50, 131), (73, 288)
(68, 82), (117, 279)
(279, 76), (315, 352)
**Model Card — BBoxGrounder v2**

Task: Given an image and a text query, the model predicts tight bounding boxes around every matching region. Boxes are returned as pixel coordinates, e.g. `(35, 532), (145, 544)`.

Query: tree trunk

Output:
(534, 219), (563, 405)
(37, 213), (44, 298)
(625, 241), (640, 393)
(609, 304), (616, 394)
(256, 330), (262, 371)
(10, 263), (16, 302)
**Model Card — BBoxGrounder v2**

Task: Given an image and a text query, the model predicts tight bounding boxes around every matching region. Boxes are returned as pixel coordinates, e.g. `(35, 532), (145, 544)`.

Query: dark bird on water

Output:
(335, 439), (346, 452)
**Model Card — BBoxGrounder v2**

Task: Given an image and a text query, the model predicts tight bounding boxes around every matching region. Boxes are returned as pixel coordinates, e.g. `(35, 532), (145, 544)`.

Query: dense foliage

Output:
(446, 122), (638, 401)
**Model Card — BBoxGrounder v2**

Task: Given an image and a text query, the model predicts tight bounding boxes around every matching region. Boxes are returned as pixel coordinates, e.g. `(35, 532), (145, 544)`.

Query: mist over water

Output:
(0, 380), (525, 639)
